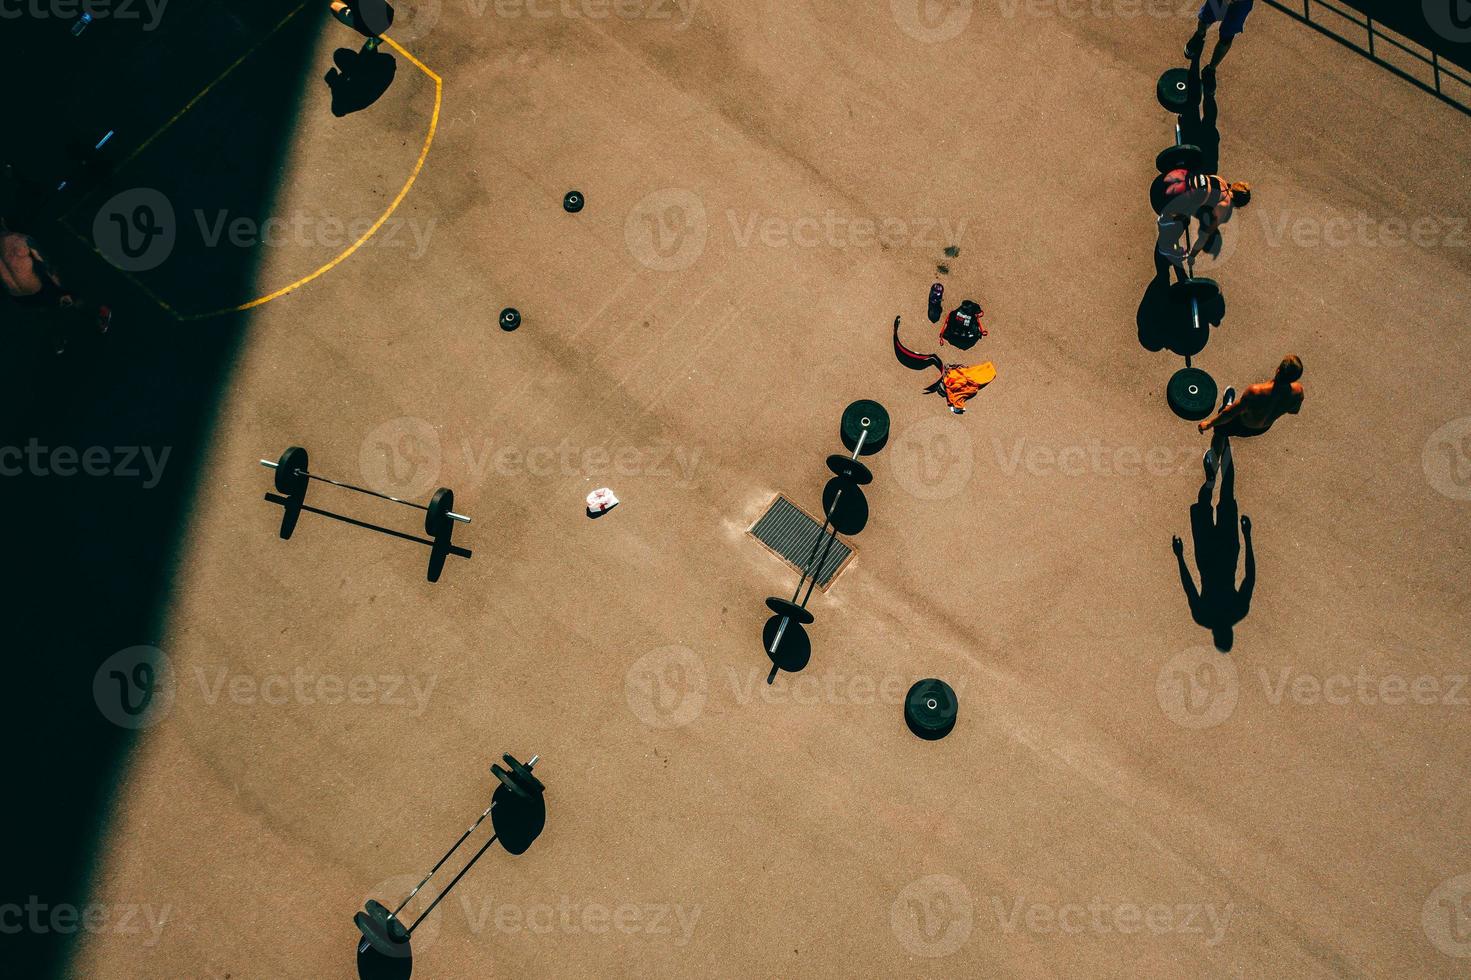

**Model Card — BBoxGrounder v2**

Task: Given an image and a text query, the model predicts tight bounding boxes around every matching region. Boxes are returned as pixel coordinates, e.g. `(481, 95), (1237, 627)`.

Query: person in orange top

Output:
(1197, 354), (1305, 486)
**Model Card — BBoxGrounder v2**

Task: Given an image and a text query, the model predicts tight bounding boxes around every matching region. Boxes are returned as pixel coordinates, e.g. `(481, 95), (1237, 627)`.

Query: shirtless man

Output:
(1198, 354), (1304, 485)
(1, 223), (111, 353)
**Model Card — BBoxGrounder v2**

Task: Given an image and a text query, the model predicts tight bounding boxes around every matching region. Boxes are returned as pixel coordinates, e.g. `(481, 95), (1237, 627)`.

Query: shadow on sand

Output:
(1172, 449), (1255, 652)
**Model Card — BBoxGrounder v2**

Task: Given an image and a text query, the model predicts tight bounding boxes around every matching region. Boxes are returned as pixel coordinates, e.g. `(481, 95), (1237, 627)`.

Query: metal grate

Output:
(749, 496), (853, 589)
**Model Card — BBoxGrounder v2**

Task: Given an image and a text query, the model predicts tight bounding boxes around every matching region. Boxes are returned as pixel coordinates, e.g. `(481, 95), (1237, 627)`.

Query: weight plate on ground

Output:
(426, 487), (454, 537)
(1156, 67), (1192, 113)
(503, 753), (544, 794)
(491, 763), (530, 799)
(1170, 276), (1221, 307)
(499, 308), (521, 331)
(762, 615), (811, 673)
(276, 446), (309, 496)
(1149, 172), (1169, 215)
(1155, 143), (1203, 174)
(840, 400), (890, 455)
(563, 191), (584, 213)
(364, 900), (408, 943)
(355, 902), (409, 956)
(826, 453), (873, 485)
(1167, 367), (1218, 421)
(764, 596), (815, 625)
(905, 678), (958, 740)
(821, 477), (868, 537)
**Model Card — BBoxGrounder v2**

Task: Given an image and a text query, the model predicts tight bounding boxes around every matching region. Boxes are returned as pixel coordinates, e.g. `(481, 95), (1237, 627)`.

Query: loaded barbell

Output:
(764, 401), (889, 671)
(355, 754), (542, 960)
(1155, 67), (1224, 422)
(260, 445), (471, 537)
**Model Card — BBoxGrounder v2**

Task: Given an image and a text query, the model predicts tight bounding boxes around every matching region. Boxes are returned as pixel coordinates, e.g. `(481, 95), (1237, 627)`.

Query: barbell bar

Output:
(356, 754), (540, 957)
(259, 446), (470, 536)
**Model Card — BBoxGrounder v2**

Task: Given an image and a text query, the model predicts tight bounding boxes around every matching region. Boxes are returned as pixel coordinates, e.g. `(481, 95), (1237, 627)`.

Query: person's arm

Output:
(1238, 516), (1255, 602)
(1197, 396), (1243, 433)
(1173, 536), (1202, 614)
(1188, 206), (1223, 258)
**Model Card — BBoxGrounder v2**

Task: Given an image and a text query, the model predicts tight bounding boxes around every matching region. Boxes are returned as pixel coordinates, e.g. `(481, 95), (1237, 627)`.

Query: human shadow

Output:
(325, 47), (397, 117)
(1172, 453), (1254, 652)
(1177, 61), (1220, 176)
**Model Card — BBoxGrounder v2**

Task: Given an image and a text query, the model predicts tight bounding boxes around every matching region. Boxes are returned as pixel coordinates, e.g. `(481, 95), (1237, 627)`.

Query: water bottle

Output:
(72, 12), (93, 36)
(927, 282), (944, 324)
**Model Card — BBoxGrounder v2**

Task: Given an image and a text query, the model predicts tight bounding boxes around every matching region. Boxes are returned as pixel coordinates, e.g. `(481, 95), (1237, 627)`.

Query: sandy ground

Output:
(59, 1), (1471, 976)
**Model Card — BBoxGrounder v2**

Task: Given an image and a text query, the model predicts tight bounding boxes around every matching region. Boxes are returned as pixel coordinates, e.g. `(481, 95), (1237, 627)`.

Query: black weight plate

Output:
(1155, 143), (1203, 175)
(821, 477), (868, 537)
(764, 596), (815, 625)
(499, 307), (521, 331)
(1171, 276), (1221, 306)
(762, 615), (811, 673)
(503, 754), (544, 794)
(825, 453), (873, 485)
(276, 446), (308, 496)
(840, 400), (890, 455)
(349, 0), (394, 36)
(425, 487), (453, 537)
(563, 190), (584, 213)
(491, 763), (530, 799)
(1149, 173), (1170, 215)
(364, 900), (409, 943)
(1156, 67), (1191, 113)
(355, 907), (409, 957)
(905, 678), (958, 740)
(1166, 367), (1218, 421)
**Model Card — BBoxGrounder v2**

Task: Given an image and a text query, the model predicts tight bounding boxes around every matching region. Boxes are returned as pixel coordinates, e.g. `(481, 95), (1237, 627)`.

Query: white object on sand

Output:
(586, 487), (619, 514)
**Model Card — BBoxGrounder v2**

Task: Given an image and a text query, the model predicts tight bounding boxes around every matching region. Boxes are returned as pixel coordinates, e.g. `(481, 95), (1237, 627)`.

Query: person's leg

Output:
(1186, 1), (1219, 60)
(1204, 405), (1233, 489)
(1204, 1), (1252, 75)
(1204, 37), (1233, 75)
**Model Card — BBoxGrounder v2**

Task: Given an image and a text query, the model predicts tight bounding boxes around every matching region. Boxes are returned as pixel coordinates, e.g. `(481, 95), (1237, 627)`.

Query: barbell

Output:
(260, 445), (471, 537)
(1154, 68), (1223, 422)
(764, 401), (888, 668)
(355, 754), (542, 960)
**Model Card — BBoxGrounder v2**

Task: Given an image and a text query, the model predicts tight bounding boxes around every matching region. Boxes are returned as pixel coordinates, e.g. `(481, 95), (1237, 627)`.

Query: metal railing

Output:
(1263, 0), (1471, 117)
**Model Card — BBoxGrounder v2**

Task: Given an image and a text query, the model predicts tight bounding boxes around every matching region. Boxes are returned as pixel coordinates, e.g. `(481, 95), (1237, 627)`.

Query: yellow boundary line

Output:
(62, 26), (442, 322)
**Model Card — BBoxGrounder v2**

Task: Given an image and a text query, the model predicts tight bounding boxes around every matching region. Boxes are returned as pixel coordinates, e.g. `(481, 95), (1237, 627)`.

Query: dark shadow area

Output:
(821, 477), (869, 536)
(264, 494), (472, 577)
(1175, 63), (1220, 176)
(326, 46), (397, 117)
(1172, 453), (1255, 652)
(356, 942), (413, 980)
(1264, 0), (1471, 114)
(491, 784), (548, 856)
(1, 5), (330, 975)
(1137, 252), (1224, 358)
(763, 616), (813, 681)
